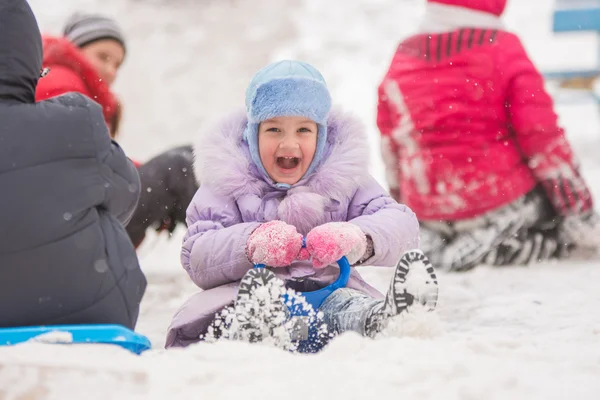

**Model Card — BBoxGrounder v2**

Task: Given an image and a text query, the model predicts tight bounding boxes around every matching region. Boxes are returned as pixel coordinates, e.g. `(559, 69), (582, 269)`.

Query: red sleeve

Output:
(377, 80), (402, 201)
(503, 34), (593, 216)
(377, 80), (396, 138)
(36, 65), (91, 102)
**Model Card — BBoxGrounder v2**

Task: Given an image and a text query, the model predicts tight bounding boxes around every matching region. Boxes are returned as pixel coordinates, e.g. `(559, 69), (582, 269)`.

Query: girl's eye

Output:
(298, 127), (313, 133)
(266, 127), (280, 133)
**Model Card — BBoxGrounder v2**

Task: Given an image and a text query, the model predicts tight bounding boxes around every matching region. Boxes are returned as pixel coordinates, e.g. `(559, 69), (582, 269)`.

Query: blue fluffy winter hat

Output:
(243, 60), (332, 182)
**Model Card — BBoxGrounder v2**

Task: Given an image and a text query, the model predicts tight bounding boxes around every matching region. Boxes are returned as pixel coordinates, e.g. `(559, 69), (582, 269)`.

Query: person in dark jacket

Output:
(35, 12), (199, 248)
(0, 0), (146, 330)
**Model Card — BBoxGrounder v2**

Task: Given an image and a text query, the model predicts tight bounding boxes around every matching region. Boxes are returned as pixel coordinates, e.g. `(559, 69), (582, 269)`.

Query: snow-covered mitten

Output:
(306, 222), (369, 268)
(558, 212), (600, 259)
(365, 250), (438, 337)
(246, 221), (303, 267)
(559, 212), (600, 250)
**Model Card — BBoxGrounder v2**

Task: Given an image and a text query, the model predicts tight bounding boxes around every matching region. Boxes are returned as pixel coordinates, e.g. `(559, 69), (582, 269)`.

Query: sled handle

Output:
(254, 237), (351, 298)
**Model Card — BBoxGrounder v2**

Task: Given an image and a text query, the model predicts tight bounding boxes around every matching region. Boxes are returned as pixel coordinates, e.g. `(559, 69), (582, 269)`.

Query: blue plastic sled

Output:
(254, 239), (350, 353)
(0, 324), (151, 355)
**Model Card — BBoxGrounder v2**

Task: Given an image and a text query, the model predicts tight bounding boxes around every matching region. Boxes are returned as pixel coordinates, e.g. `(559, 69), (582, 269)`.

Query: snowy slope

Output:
(2, 263), (600, 400)
(2, 0), (600, 398)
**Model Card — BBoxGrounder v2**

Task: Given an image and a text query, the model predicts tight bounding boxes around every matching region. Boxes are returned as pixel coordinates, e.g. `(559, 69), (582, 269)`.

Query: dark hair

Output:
(109, 101), (123, 139)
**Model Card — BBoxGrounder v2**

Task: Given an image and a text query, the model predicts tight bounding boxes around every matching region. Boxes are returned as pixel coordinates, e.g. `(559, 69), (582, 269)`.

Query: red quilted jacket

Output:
(36, 36), (118, 128)
(378, 0), (593, 221)
(36, 36), (141, 168)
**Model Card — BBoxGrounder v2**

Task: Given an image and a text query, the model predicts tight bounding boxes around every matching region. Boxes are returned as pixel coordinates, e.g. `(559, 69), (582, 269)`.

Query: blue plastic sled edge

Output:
(255, 255), (351, 312)
(0, 324), (152, 355)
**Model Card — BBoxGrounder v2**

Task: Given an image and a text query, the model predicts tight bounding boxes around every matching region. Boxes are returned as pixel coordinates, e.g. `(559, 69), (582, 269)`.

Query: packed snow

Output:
(1, 0), (600, 398)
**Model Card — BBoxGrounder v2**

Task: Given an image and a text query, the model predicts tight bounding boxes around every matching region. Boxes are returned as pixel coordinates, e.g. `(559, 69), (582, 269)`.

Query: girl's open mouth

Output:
(276, 156), (300, 170)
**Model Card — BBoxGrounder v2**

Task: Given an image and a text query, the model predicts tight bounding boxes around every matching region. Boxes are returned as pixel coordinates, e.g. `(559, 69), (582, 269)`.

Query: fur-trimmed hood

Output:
(193, 108), (372, 235)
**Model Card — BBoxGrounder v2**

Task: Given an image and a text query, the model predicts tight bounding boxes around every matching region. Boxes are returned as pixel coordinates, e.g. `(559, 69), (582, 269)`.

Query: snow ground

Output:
(2, 0), (600, 398)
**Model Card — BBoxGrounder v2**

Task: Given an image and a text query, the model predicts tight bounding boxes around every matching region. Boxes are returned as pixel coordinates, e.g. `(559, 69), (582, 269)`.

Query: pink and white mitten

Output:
(246, 221), (303, 267)
(306, 222), (368, 268)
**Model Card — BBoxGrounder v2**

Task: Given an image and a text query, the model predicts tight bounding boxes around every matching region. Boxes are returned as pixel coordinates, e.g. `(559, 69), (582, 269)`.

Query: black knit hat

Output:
(63, 13), (126, 51)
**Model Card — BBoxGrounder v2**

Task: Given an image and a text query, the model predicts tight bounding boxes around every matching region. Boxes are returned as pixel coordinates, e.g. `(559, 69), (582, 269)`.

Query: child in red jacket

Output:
(377, 0), (600, 271)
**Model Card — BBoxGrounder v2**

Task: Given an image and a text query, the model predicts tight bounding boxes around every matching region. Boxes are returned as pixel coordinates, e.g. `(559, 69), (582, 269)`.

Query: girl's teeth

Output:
(277, 157), (300, 169)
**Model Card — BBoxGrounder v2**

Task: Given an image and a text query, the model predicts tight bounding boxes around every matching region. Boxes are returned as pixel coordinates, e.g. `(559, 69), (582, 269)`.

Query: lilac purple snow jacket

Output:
(166, 109), (419, 347)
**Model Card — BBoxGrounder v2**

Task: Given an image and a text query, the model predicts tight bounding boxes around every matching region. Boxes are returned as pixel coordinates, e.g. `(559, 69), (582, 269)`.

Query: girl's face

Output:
(81, 39), (125, 86)
(258, 116), (318, 185)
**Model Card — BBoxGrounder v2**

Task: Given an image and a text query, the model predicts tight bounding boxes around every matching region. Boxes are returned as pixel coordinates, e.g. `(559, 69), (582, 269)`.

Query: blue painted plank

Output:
(553, 0), (600, 32)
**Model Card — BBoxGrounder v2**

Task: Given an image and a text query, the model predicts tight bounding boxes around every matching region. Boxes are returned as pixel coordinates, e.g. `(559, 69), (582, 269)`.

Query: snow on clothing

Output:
(35, 37), (198, 248)
(0, 0), (145, 329)
(420, 186), (563, 271)
(165, 109), (420, 347)
(306, 222), (370, 268)
(245, 220), (306, 267)
(320, 288), (384, 337)
(377, 0), (594, 222)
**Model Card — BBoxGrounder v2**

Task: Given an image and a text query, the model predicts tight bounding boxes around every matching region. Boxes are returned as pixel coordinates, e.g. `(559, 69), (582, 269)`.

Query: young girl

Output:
(166, 60), (439, 348)
(36, 12), (199, 248)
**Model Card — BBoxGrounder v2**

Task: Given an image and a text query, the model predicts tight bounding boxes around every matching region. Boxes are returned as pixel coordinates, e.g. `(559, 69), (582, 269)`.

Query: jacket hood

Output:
(193, 108), (372, 235)
(0, 0), (43, 103)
